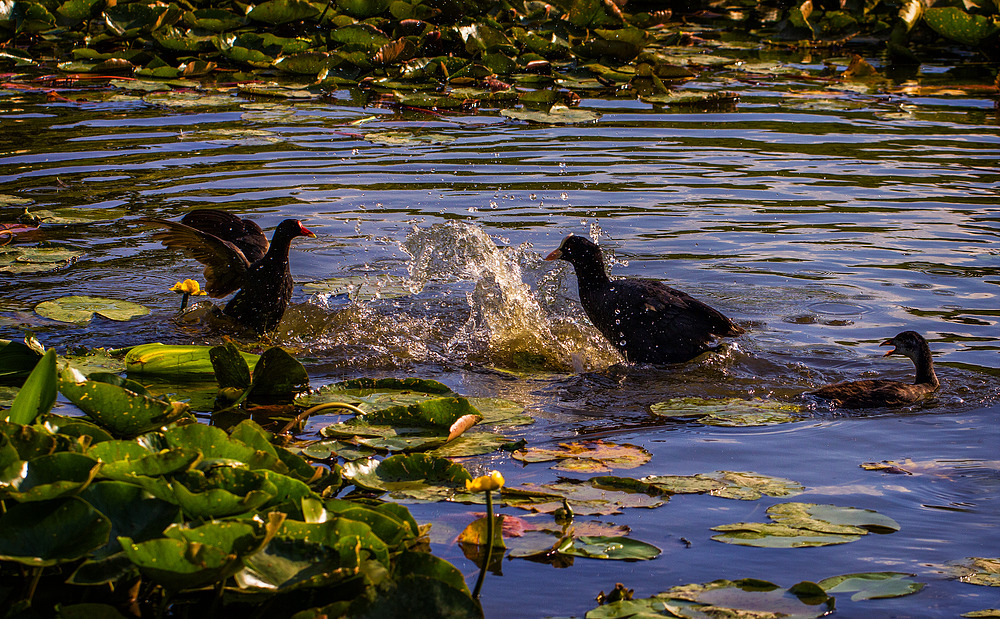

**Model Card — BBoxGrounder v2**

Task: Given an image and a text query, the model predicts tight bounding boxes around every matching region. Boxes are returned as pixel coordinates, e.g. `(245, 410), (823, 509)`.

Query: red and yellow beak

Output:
(544, 248), (562, 261)
(880, 338), (898, 356)
(299, 223), (317, 238)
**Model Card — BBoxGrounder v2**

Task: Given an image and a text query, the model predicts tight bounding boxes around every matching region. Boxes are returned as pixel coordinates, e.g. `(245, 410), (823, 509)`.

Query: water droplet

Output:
(529, 194), (537, 200)
(351, 148), (358, 156)
(560, 192), (568, 201)
(558, 162), (566, 171)
(489, 201), (498, 209)
(468, 207), (478, 213)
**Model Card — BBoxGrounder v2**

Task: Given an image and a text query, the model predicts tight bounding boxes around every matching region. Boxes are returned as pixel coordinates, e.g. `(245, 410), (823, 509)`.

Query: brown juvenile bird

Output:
(138, 209), (315, 334)
(545, 235), (744, 364)
(809, 331), (939, 408)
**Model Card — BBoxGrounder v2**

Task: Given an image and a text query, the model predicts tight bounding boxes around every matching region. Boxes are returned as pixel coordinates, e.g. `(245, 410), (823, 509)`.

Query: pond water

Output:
(2, 55), (999, 618)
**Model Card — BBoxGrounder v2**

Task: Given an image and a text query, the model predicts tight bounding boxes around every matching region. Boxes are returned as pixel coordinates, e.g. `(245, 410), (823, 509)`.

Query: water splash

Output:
(402, 222), (618, 370)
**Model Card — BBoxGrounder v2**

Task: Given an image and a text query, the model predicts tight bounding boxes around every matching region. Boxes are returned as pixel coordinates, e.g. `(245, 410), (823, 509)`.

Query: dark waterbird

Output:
(138, 209), (316, 334)
(545, 235), (744, 364)
(808, 331), (939, 408)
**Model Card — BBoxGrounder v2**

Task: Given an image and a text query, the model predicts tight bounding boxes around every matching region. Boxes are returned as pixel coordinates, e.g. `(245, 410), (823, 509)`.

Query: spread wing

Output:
(179, 210), (268, 263)
(137, 218), (251, 297)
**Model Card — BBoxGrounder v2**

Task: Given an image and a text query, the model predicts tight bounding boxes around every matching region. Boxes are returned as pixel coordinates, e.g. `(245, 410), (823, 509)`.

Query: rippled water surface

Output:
(2, 59), (999, 617)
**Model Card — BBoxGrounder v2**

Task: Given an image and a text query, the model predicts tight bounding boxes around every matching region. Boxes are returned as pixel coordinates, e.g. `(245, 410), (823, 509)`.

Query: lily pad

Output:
(650, 397), (806, 427)
(59, 369), (191, 436)
(646, 578), (834, 619)
(641, 471), (804, 500)
(342, 453), (470, 500)
(35, 296), (149, 324)
(302, 276), (419, 302)
(948, 557), (1000, 587)
(501, 105), (601, 125)
(817, 572), (925, 600)
(512, 440), (650, 472)
(0, 497), (111, 566)
(712, 502), (899, 548)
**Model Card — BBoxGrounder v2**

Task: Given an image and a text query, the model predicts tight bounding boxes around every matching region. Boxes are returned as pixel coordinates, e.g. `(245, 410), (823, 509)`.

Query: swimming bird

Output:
(808, 331), (939, 408)
(138, 210), (315, 334)
(545, 235), (744, 364)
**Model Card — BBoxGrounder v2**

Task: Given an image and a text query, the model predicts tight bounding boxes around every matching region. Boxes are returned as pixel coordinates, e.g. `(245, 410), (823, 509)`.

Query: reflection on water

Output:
(2, 68), (999, 617)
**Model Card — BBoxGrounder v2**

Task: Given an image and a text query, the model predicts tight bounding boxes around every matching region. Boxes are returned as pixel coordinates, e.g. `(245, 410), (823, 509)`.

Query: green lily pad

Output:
(1, 452), (100, 502)
(0, 246), (81, 273)
(817, 572), (925, 600)
(650, 397), (806, 427)
(501, 105), (601, 124)
(0, 497), (111, 566)
(35, 296), (149, 324)
(78, 481), (181, 559)
(59, 369), (191, 437)
(125, 343), (260, 379)
(342, 453), (471, 500)
(924, 7), (1000, 47)
(646, 579), (834, 619)
(364, 131), (456, 146)
(641, 90), (739, 106)
(712, 502), (899, 548)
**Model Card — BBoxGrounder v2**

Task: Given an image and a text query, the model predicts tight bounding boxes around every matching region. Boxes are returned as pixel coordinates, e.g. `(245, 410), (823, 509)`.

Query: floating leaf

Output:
(641, 471), (804, 501)
(501, 105), (601, 124)
(512, 440), (650, 472)
(712, 502), (899, 548)
(342, 453), (470, 500)
(817, 572), (925, 600)
(650, 397), (806, 426)
(948, 557), (1000, 587)
(35, 296), (149, 324)
(126, 343), (260, 378)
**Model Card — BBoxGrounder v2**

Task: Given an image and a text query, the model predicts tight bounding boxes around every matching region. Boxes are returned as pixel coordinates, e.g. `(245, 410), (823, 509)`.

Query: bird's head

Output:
(880, 331), (927, 359)
(544, 234), (603, 269)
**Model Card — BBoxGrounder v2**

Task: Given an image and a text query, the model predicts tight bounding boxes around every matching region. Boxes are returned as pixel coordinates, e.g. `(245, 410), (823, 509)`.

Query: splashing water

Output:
(402, 222), (618, 370)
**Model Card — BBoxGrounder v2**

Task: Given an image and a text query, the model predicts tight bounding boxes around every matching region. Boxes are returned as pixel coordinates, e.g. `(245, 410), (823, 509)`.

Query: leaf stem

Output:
(472, 490), (495, 600)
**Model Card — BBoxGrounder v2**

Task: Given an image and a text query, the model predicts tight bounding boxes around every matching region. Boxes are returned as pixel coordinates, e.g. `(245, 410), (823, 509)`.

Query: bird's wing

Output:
(630, 280), (744, 337)
(179, 210), (269, 263)
(137, 218), (251, 297)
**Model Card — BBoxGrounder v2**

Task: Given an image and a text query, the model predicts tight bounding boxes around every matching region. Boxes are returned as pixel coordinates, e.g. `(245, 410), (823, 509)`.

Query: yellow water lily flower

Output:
(466, 470), (505, 493)
(169, 279), (207, 296)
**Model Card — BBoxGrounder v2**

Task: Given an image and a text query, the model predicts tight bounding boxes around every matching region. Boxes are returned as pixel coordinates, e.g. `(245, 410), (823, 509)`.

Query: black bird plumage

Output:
(545, 235), (744, 364)
(138, 209), (315, 334)
(808, 331), (939, 408)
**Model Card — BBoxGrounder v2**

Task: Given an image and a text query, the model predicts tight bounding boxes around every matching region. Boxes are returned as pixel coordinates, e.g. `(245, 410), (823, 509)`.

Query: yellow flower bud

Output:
(465, 470), (505, 492)
(169, 279), (206, 295)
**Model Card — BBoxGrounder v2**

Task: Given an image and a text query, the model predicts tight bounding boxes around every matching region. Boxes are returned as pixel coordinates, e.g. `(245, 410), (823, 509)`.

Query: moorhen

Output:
(138, 210), (315, 334)
(808, 331), (939, 408)
(545, 235), (744, 364)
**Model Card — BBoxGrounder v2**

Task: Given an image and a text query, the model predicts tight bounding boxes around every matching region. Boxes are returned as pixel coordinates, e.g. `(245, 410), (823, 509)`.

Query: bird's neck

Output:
(911, 341), (938, 387)
(259, 234), (293, 266)
(574, 261), (611, 288)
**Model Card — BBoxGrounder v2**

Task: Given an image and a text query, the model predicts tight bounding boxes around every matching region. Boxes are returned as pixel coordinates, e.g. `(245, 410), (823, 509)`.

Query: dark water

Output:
(2, 59), (999, 617)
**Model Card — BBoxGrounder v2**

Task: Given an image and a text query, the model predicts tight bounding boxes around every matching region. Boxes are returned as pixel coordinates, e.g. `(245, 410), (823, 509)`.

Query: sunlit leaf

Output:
(6, 348), (56, 424)
(35, 296), (149, 324)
